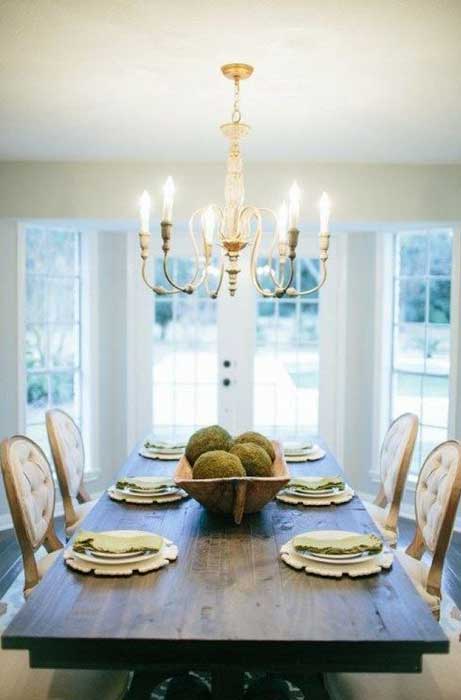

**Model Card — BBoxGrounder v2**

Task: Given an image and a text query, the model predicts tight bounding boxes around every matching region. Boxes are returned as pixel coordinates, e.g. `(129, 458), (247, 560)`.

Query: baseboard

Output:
(358, 490), (461, 533)
(0, 490), (103, 532)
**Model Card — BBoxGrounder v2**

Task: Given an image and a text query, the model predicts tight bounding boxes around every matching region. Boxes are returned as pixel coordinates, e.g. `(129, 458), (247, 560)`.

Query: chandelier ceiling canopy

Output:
(138, 63), (332, 299)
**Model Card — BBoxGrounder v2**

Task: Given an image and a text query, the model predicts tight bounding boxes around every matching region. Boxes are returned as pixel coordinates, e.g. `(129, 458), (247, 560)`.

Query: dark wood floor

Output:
(0, 516), (460, 607)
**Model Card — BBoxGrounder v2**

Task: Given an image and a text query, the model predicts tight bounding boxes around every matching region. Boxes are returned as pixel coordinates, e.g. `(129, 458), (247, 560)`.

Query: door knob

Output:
(223, 360), (231, 368)
(222, 378), (231, 387)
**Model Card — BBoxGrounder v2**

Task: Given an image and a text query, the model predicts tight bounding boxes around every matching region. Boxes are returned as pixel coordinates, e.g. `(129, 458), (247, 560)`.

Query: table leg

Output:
(211, 668), (245, 700)
(124, 670), (170, 699)
(289, 673), (331, 700)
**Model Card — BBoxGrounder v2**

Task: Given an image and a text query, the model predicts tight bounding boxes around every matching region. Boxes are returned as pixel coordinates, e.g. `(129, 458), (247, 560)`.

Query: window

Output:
(152, 257), (218, 439)
(254, 257), (320, 439)
(390, 230), (452, 471)
(25, 228), (82, 455)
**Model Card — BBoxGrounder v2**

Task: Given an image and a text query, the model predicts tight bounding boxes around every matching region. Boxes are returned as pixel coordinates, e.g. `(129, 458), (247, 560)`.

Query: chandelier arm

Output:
(160, 210), (209, 294)
(289, 259), (328, 297)
(204, 252), (225, 299)
(249, 210), (277, 298)
(138, 233), (180, 295)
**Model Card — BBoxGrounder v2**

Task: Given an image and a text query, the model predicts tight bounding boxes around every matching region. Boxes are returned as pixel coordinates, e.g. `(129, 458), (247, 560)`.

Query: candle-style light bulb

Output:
(319, 191), (331, 233)
(288, 181), (301, 229)
(277, 201), (288, 244)
(203, 206), (215, 245)
(139, 190), (151, 233)
(162, 176), (175, 223)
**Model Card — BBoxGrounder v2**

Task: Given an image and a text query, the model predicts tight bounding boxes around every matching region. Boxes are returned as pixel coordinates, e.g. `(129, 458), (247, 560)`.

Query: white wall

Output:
(0, 161), (461, 223)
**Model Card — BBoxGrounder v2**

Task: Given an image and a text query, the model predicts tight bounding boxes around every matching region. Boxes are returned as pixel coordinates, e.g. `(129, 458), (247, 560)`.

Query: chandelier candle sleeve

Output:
(137, 62), (333, 298)
(162, 176), (175, 223)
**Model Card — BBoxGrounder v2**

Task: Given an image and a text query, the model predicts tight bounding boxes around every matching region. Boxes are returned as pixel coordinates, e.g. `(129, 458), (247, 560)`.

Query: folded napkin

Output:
(293, 532), (383, 556)
(116, 476), (175, 492)
(73, 530), (163, 555)
(284, 440), (314, 454)
(144, 439), (185, 451)
(288, 476), (345, 492)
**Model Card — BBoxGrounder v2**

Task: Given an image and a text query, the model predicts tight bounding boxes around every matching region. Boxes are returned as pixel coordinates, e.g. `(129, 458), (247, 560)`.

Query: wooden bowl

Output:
(174, 441), (289, 524)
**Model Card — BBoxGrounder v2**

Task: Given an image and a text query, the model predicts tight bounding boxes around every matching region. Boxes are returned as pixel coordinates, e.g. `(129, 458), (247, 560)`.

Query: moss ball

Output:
(193, 450), (246, 479)
(186, 425), (233, 465)
(233, 431), (275, 461)
(230, 442), (273, 477)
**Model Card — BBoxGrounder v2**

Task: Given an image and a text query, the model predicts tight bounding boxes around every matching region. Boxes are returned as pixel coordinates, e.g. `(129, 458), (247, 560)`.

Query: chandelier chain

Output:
(232, 78), (241, 123)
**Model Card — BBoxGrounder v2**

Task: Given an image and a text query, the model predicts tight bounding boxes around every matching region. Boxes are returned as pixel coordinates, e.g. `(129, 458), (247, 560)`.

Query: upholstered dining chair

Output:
(396, 439), (461, 618)
(46, 408), (96, 537)
(364, 413), (418, 545)
(0, 435), (63, 598)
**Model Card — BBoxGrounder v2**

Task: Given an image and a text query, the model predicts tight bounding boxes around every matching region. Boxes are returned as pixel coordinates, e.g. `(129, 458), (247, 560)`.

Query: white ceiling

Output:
(1, 0), (460, 162)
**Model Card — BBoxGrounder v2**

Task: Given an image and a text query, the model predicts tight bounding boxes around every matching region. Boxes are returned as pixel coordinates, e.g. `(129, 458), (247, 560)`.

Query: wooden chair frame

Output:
(0, 436), (62, 595)
(406, 439), (461, 602)
(374, 412), (418, 536)
(46, 408), (91, 533)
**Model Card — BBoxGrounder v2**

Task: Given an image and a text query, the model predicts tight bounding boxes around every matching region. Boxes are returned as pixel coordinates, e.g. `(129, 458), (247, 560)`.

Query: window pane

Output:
(49, 325), (80, 368)
(48, 231), (79, 275)
(26, 228), (48, 274)
(26, 373), (48, 424)
(397, 279), (426, 323)
(429, 230), (452, 276)
(422, 375), (449, 428)
(26, 276), (47, 322)
(48, 277), (79, 323)
(299, 259), (320, 297)
(392, 372), (422, 416)
(152, 256), (218, 434)
(420, 426), (447, 462)
(426, 325), (450, 374)
(429, 279), (450, 323)
(391, 230), (452, 476)
(50, 371), (80, 419)
(254, 256), (320, 438)
(397, 232), (427, 276)
(26, 325), (47, 370)
(393, 324), (425, 373)
(25, 229), (83, 463)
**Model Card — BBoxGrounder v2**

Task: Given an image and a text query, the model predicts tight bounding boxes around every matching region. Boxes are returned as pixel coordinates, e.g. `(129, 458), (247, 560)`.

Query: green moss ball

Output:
(186, 425), (233, 465)
(193, 450), (246, 479)
(233, 431), (275, 461)
(230, 442), (273, 477)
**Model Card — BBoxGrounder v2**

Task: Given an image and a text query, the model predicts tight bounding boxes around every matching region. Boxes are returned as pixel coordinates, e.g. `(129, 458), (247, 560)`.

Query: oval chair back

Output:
(46, 409), (91, 533)
(0, 435), (62, 595)
(406, 439), (461, 599)
(375, 413), (418, 536)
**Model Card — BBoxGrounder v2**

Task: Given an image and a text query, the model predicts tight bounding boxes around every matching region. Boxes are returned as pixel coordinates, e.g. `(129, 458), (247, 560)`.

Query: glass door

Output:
(151, 242), (322, 441)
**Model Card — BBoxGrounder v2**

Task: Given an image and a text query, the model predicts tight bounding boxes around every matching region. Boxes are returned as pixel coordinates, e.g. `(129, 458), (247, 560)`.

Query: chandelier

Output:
(138, 63), (332, 298)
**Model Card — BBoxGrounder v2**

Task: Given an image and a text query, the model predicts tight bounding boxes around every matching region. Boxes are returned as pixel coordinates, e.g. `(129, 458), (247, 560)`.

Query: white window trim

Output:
(372, 227), (461, 489)
(17, 224), (100, 482)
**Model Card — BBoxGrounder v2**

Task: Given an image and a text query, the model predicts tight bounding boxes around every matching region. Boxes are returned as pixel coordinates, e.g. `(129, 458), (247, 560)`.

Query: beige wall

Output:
(1, 161), (461, 223)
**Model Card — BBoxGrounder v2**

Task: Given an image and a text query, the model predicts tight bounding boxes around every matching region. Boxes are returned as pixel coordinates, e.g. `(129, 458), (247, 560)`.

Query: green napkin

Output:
(293, 532), (383, 556)
(288, 476), (345, 492)
(116, 476), (175, 492)
(144, 439), (185, 451)
(73, 530), (163, 555)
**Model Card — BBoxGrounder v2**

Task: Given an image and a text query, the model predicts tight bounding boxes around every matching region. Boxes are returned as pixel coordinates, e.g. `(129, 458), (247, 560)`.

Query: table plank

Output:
(2, 443), (448, 674)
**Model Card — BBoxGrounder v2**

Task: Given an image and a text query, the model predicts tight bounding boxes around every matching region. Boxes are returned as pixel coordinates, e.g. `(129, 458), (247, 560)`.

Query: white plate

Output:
(285, 486), (344, 498)
(72, 549), (156, 566)
(72, 529), (163, 563)
(125, 486), (178, 496)
(293, 529), (381, 565)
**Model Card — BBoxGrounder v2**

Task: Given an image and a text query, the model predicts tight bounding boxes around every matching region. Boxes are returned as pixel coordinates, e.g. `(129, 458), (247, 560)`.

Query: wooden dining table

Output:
(2, 441), (448, 699)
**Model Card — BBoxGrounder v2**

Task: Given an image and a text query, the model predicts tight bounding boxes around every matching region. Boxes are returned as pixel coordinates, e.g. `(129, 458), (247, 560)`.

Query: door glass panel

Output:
(152, 257), (218, 440)
(254, 257), (320, 440)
